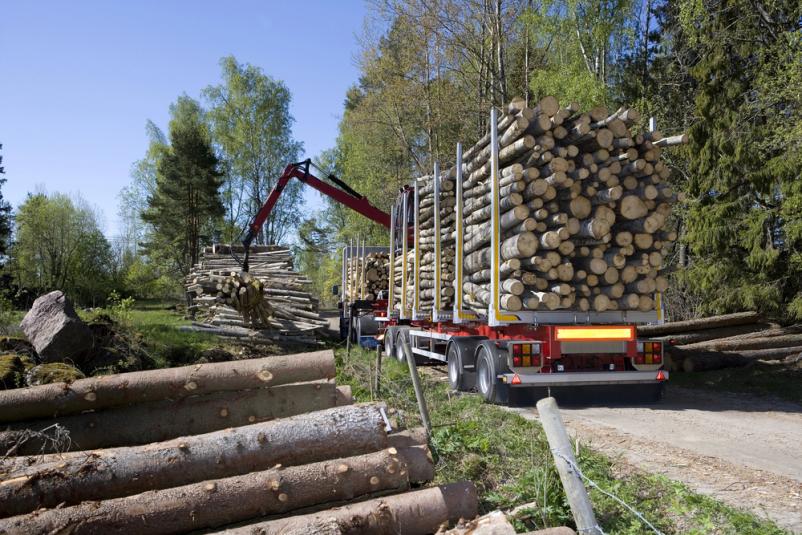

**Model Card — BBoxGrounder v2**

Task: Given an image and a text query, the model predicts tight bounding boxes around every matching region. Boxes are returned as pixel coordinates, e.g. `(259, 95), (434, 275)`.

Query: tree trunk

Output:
(0, 448), (434, 535)
(636, 312), (761, 337)
(0, 351), (335, 423)
(678, 333), (802, 352)
(0, 382), (348, 455)
(0, 404), (389, 517)
(222, 481), (478, 535)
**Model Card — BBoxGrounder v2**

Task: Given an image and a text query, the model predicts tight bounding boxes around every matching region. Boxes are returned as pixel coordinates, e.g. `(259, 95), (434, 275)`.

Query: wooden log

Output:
(0, 351), (335, 423)
(222, 481), (479, 535)
(0, 404), (389, 517)
(677, 333), (802, 352)
(637, 312), (762, 336)
(0, 447), (434, 535)
(0, 382), (346, 455)
(651, 323), (775, 346)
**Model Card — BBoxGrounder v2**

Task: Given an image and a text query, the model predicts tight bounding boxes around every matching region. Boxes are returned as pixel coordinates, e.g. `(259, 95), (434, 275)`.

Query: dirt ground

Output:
(513, 386), (802, 533)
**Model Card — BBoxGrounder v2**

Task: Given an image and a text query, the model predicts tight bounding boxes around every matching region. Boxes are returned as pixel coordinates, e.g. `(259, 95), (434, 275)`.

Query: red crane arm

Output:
(240, 160), (390, 270)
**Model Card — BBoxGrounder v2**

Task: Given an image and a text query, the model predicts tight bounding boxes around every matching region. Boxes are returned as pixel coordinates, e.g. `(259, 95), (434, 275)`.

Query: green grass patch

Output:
(670, 360), (802, 405)
(336, 346), (788, 534)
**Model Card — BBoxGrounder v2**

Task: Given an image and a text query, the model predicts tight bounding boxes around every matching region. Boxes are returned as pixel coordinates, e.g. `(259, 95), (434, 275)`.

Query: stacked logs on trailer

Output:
(410, 96), (685, 315)
(186, 244), (327, 336)
(639, 312), (802, 372)
(0, 350), (480, 535)
(346, 252), (390, 301)
(418, 171), (457, 311)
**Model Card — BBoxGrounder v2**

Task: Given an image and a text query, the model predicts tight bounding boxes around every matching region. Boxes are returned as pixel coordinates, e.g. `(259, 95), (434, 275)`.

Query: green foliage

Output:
(203, 56), (303, 245)
(0, 144), (12, 257)
(682, 0), (802, 318)
(105, 290), (136, 325)
(10, 192), (115, 305)
(141, 96), (225, 276)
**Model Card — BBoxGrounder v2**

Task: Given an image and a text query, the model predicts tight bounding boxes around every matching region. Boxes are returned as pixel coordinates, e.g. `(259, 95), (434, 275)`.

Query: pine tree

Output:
(141, 97), (224, 276)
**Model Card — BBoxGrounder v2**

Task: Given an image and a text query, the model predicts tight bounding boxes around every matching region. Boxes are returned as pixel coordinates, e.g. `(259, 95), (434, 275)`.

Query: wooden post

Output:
(346, 306), (353, 359)
(536, 397), (602, 535)
(374, 343), (383, 397)
(400, 334), (432, 435)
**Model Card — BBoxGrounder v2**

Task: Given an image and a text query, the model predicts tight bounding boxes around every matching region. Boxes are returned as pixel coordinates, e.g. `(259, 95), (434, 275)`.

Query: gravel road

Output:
(518, 386), (802, 532)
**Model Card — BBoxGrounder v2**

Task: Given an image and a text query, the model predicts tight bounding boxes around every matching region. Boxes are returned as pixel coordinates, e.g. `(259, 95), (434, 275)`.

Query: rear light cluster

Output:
(510, 342), (540, 367)
(635, 341), (662, 364)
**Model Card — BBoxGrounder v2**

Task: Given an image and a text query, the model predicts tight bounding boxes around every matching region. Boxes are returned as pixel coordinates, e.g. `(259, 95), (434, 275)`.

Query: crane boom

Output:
(241, 159), (390, 271)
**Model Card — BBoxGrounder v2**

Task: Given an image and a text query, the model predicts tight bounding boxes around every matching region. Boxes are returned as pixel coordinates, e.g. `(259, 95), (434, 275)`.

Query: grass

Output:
(336, 345), (789, 534)
(669, 359), (802, 405)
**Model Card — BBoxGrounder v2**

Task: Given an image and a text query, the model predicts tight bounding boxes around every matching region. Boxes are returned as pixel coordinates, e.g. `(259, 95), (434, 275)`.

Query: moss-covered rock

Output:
(0, 354), (26, 389)
(25, 363), (86, 386)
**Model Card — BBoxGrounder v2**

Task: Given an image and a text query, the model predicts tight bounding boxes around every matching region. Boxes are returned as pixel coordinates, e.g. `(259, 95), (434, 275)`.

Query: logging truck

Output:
(339, 244), (390, 345)
(243, 97), (681, 402)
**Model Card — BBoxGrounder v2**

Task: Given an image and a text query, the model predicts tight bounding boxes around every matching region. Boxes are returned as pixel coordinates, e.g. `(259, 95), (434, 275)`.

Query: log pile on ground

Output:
(397, 96), (685, 315)
(186, 245), (327, 337)
(346, 252), (390, 300)
(639, 312), (802, 372)
(0, 350), (478, 534)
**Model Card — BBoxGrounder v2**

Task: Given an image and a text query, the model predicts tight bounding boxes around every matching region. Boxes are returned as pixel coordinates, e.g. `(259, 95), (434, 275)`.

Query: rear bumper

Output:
(500, 370), (668, 387)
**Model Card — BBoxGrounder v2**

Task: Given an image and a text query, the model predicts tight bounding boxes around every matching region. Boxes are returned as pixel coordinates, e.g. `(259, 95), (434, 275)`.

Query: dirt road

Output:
(516, 387), (802, 532)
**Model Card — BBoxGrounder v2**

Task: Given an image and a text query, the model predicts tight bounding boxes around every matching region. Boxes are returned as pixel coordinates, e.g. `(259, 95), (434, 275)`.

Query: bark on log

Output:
(0, 351), (336, 423)
(0, 382), (345, 455)
(220, 481), (479, 535)
(0, 448), (434, 535)
(0, 404), (389, 517)
(652, 323), (775, 346)
(636, 312), (762, 336)
(677, 333), (802, 352)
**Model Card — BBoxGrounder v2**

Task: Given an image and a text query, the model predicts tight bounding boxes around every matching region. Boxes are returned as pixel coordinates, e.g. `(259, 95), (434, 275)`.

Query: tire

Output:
(476, 344), (509, 404)
(395, 329), (409, 362)
(383, 326), (396, 358)
(447, 343), (465, 391)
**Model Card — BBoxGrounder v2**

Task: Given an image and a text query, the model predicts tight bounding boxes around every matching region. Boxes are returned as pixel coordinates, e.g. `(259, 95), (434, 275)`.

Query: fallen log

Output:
(220, 481), (479, 535)
(637, 312), (761, 337)
(0, 447), (433, 535)
(678, 333), (802, 352)
(0, 382), (347, 455)
(652, 323), (774, 346)
(0, 404), (389, 517)
(0, 351), (335, 423)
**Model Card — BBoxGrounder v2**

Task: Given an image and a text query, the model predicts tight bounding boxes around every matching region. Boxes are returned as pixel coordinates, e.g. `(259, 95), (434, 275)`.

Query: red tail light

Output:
(656, 370), (667, 381)
(511, 374), (522, 385)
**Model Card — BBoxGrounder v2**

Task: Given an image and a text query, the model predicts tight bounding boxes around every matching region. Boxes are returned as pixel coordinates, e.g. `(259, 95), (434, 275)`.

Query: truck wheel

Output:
(447, 344), (466, 391)
(476, 344), (509, 404)
(395, 330), (408, 362)
(383, 326), (396, 357)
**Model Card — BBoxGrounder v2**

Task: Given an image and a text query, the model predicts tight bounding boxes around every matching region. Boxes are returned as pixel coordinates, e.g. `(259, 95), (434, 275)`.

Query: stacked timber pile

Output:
(0, 350), (479, 534)
(639, 312), (802, 372)
(404, 96), (683, 315)
(419, 171), (457, 311)
(346, 252), (390, 300)
(186, 244), (326, 336)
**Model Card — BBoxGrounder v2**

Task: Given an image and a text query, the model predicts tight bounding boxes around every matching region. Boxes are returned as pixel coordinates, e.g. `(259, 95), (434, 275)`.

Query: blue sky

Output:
(0, 1), (367, 236)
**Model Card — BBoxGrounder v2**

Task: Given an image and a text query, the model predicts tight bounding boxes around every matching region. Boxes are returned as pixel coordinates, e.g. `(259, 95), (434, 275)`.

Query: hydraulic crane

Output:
(240, 159), (391, 272)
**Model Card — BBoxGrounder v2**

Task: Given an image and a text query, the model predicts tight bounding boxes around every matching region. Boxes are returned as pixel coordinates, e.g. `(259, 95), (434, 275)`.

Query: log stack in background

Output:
(0, 350), (478, 534)
(637, 312), (802, 372)
(404, 96), (685, 316)
(346, 252), (390, 301)
(186, 245), (327, 336)
(418, 171), (457, 311)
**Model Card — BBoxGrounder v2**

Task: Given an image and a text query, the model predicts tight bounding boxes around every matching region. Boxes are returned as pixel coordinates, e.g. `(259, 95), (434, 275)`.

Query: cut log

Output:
(636, 312), (762, 337)
(677, 333), (802, 352)
(0, 404), (389, 517)
(0, 448), (434, 535)
(221, 481), (479, 535)
(0, 382), (345, 455)
(0, 351), (335, 423)
(652, 323), (775, 346)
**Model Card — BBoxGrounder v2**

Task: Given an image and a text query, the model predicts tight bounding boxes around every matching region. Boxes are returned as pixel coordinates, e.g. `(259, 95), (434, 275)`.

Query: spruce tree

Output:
(141, 97), (224, 276)
(0, 144), (12, 258)
(681, 0), (802, 316)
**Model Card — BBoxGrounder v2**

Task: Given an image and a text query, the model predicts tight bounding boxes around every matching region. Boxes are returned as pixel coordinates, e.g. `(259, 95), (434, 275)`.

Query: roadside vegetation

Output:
(337, 345), (788, 535)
